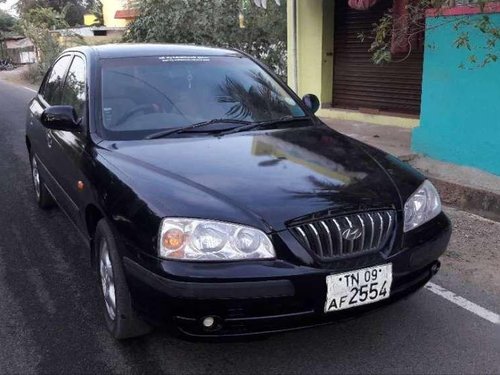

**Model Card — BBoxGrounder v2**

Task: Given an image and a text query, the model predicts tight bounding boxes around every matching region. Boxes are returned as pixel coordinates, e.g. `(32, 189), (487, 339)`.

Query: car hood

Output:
(99, 125), (402, 232)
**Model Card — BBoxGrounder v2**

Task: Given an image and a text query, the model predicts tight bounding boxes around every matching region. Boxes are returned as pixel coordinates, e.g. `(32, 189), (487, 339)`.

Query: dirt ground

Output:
(442, 207), (500, 295)
(0, 65), (37, 90)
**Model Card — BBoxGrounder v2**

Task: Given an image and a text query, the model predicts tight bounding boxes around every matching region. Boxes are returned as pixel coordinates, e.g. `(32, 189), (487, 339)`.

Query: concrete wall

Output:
(412, 12), (500, 176)
(102, 0), (128, 28)
(56, 33), (124, 48)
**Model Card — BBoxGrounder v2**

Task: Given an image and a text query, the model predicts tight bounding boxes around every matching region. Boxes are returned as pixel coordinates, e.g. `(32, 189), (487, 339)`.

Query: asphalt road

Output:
(0, 78), (499, 374)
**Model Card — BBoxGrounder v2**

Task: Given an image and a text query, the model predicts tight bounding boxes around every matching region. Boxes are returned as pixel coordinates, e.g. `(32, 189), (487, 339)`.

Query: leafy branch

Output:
(359, 0), (499, 68)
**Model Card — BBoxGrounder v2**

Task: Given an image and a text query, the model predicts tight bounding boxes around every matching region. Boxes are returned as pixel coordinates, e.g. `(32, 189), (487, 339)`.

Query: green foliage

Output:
(361, 0), (499, 68)
(124, 0), (287, 78)
(22, 6), (68, 29)
(449, 13), (499, 68)
(0, 10), (16, 32)
(16, 0), (85, 26)
(19, 7), (68, 83)
(88, 0), (103, 26)
(0, 10), (18, 60)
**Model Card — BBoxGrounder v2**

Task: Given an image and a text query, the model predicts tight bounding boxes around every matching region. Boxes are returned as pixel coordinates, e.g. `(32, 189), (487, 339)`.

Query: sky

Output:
(0, 0), (18, 16)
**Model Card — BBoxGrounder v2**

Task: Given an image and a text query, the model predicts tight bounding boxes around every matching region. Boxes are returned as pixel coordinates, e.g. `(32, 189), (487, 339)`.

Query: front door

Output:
(48, 54), (89, 227)
(30, 54), (73, 206)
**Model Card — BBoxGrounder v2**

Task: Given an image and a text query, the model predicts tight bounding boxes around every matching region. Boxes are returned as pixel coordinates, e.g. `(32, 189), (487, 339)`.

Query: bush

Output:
(22, 62), (44, 83)
(18, 7), (85, 83)
(125, 0), (287, 79)
(20, 27), (63, 83)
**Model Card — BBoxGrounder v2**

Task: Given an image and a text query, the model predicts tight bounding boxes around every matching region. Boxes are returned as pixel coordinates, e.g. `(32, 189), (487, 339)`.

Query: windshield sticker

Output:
(159, 56), (211, 63)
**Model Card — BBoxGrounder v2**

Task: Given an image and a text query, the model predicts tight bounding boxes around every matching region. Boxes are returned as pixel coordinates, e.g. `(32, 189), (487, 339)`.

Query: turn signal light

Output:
(162, 228), (186, 259)
(162, 228), (185, 250)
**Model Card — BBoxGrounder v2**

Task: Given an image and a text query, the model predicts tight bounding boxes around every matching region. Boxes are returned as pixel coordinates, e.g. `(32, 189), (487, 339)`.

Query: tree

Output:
(19, 7), (70, 81)
(364, 0), (499, 68)
(86, 0), (103, 26)
(0, 10), (16, 32)
(16, 0), (86, 26)
(21, 6), (67, 29)
(124, 0), (287, 78)
(0, 9), (16, 60)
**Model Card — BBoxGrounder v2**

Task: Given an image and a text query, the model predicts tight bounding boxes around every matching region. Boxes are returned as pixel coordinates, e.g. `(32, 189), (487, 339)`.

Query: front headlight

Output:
(158, 218), (275, 261)
(404, 180), (442, 232)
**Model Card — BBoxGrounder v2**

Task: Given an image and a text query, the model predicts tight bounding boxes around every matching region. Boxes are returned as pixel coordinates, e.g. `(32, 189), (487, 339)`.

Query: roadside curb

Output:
(428, 176), (500, 222)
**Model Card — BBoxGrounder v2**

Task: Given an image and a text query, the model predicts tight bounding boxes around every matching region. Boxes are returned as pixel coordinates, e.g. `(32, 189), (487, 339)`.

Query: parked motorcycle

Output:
(0, 59), (15, 71)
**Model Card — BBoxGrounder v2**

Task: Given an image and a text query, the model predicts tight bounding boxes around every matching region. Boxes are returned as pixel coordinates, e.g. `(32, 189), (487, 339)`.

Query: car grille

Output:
(289, 210), (396, 259)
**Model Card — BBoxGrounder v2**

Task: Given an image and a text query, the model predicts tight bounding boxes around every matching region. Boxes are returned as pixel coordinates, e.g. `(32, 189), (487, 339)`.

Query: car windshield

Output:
(99, 55), (306, 140)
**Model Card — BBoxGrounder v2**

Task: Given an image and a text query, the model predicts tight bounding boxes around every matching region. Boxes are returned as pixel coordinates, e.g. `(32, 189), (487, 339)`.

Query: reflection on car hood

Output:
(100, 125), (401, 231)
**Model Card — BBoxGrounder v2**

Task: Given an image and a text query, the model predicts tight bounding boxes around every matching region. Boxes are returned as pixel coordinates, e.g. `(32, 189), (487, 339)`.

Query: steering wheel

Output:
(112, 104), (160, 128)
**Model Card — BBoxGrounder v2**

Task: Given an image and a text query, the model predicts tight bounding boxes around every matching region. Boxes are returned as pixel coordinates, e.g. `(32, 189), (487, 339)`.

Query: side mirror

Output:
(41, 105), (81, 132)
(302, 94), (320, 114)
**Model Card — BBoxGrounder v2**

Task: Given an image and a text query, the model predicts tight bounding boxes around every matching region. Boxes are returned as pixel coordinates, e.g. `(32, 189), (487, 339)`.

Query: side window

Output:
(61, 56), (86, 119)
(42, 55), (72, 105)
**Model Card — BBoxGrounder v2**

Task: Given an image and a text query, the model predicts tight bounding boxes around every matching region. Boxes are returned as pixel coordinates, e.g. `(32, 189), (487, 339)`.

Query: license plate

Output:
(324, 264), (392, 313)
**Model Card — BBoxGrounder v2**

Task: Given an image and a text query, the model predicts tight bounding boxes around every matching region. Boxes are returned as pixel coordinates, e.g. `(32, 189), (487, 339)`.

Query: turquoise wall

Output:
(412, 13), (500, 176)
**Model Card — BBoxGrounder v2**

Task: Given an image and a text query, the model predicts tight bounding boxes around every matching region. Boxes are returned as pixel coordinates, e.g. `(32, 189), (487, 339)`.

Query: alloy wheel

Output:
(99, 241), (117, 320)
(31, 156), (41, 200)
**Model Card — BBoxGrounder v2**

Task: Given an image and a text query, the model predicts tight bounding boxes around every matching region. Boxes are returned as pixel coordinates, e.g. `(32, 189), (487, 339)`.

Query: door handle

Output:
(46, 131), (53, 148)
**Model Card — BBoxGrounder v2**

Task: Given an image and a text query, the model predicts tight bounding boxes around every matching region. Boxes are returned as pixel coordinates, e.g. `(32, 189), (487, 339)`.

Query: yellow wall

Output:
(286, 1), (297, 92)
(84, 14), (98, 26)
(84, 0), (130, 27)
(102, 0), (128, 28)
(287, 0), (334, 105)
(321, 1), (334, 104)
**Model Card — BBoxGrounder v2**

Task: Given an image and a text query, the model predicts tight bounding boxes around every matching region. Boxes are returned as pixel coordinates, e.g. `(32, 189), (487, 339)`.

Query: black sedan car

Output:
(25, 44), (451, 339)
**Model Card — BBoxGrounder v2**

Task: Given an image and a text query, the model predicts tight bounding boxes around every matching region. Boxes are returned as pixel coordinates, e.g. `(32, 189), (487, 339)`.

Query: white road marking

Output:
(425, 282), (500, 325)
(22, 86), (37, 93)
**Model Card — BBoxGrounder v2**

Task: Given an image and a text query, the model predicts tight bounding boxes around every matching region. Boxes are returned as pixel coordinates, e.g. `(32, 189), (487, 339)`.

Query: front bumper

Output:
(123, 213), (451, 338)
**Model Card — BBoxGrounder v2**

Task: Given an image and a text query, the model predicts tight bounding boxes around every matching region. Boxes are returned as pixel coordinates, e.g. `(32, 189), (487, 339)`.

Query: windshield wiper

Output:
(218, 116), (310, 136)
(145, 118), (252, 139)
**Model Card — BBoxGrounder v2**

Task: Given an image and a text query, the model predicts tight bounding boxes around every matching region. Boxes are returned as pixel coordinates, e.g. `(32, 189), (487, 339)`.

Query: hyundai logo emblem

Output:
(341, 227), (362, 241)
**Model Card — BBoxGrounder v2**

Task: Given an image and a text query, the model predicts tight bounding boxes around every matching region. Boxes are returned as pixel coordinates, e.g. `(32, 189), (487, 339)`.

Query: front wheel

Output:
(95, 219), (151, 339)
(30, 153), (54, 209)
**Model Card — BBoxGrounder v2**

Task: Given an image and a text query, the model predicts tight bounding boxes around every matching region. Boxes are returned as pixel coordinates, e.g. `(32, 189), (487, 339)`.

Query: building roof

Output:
(114, 9), (139, 19)
(1, 35), (25, 41)
(5, 38), (34, 49)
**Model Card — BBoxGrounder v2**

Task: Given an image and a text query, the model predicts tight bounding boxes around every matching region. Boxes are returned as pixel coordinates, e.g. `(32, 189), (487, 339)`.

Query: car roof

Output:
(65, 43), (243, 59)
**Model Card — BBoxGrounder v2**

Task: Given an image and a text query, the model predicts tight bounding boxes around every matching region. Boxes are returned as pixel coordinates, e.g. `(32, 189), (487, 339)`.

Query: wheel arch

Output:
(25, 136), (31, 153)
(85, 204), (104, 265)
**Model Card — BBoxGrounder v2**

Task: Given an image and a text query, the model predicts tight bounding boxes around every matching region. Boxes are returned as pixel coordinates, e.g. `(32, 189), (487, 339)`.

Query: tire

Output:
(30, 153), (54, 209)
(95, 219), (151, 339)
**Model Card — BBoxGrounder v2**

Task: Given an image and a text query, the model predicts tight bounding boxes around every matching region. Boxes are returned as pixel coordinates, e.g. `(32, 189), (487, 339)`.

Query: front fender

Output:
(92, 148), (272, 257)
